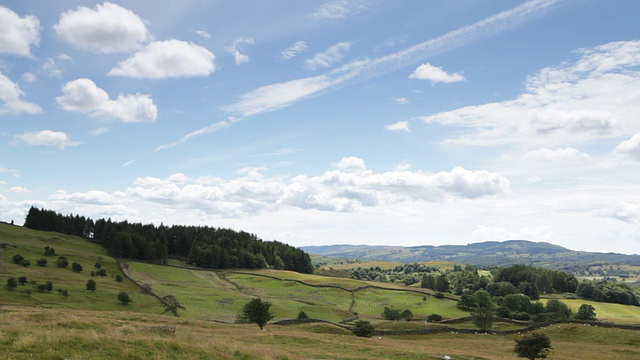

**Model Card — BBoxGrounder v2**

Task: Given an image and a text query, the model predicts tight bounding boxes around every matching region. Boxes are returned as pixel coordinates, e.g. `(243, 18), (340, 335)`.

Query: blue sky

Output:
(2, 0), (640, 254)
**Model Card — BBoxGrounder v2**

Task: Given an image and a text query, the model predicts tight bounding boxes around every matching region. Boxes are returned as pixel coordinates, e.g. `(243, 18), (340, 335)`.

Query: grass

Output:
(0, 224), (162, 314)
(539, 298), (640, 324)
(1, 306), (640, 359)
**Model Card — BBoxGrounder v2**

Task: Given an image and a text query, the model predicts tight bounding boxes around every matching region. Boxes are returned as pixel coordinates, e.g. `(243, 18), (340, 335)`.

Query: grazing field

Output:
(539, 298), (640, 324)
(1, 306), (639, 360)
(0, 224), (162, 313)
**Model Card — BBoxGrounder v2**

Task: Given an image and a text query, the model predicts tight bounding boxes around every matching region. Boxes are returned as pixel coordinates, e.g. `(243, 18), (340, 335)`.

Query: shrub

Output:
(514, 332), (552, 359)
(6, 277), (18, 290)
(95, 262), (102, 269)
(72, 262), (83, 272)
(57, 289), (69, 297)
(351, 320), (375, 337)
(37, 284), (48, 293)
(56, 257), (69, 268)
(96, 268), (107, 277)
(401, 309), (414, 321)
(434, 292), (445, 299)
(118, 291), (131, 305)
(45, 281), (53, 292)
(141, 283), (153, 294)
(44, 246), (55, 256)
(36, 258), (48, 266)
(426, 314), (443, 323)
(20, 259), (31, 267)
(297, 311), (309, 319)
(18, 276), (28, 285)
(86, 279), (97, 292)
(12, 254), (24, 264)
(115, 275), (123, 282)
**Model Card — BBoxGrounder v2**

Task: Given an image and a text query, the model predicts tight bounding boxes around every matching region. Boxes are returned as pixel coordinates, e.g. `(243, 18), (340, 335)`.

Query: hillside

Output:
(303, 241), (640, 273)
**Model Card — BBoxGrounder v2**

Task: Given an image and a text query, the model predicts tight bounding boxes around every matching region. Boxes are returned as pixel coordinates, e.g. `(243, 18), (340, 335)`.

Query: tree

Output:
(238, 298), (275, 330)
(115, 274), (124, 282)
(56, 256), (69, 268)
(297, 310), (309, 319)
(545, 299), (571, 320)
(18, 276), (28, 285)
(6, 277), (18, 290)
(427, 314), (443, 323)
(401, 309), (414, 321)
(12, 254), (24, 264)
(473, 307), (494, 332)
(514, 332), (552, 359)
(351, 320), (375, 337)
(45, 281), (53, 292)
(118, 291), (131, 305)
(20, 259), (31, 267)
(36, 258), (48, 267)
(382, 306), (402, 320)
(95, 262), (102, 269)
(72, 262), (83, 272)
(161, 295), (186, 316)
(86, 279), (97, 292)
(574, 304), (597, 321)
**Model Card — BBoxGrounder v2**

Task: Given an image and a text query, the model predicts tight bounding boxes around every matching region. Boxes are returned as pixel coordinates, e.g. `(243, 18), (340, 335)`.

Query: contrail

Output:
(155, 0), (561, 152)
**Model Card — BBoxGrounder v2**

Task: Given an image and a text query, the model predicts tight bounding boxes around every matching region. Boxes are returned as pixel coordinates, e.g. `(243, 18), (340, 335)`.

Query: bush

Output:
(72, 262), (83, 272)
(12, 254), (24, 264)
(574, 304), (597, 321)
(401, 309), (414, 321)
(18, 276), (28, 285)
(514, 332), (552, 359)
(351, 320), (375, 337)
(36, 258), (48, 267)
(141, 283), (153, 294)
(426, 314), (443, 323)
(6, 277), (18, 290)
(96, 268), (107, 277)
(118, 291), (131, 305)
(297, 311), (309, 319)
(86, 279), (97, 292)
(37, 284), (48, 293)
(57, 289), (69, 297)
(95, 262), (102, 269)
(434, 292), (445, 299)
(20, 259), (31, 267)
(56, 256), (69, 268)
(45, 281), (53, 292)
(115, 275), (123, 282)
(44, 246), (55, 256)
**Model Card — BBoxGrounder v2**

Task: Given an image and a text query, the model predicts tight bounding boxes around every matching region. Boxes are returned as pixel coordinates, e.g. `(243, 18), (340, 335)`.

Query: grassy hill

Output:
(2, 223), (640, 359)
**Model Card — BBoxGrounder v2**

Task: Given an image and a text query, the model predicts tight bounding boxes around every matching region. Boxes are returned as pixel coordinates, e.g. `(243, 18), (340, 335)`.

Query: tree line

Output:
(23, 207), (313, 274)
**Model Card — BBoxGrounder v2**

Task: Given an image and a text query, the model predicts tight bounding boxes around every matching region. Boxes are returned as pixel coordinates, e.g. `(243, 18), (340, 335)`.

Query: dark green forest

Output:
(23, 207), (313, 274)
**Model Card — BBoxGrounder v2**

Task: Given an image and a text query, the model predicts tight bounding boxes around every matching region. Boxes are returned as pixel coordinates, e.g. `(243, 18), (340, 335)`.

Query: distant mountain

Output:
(303, 240), (640, 272)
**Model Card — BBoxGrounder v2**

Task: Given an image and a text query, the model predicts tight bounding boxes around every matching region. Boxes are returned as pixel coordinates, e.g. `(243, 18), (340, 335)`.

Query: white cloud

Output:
(21, 72), (36, 82)
(196, 29), (211, 39)
(13, 130), (80, 150)
(306, 42), (351, 70)
(9, 186), (30, 194)
(279, 41), (308, 60)
(160, 0), (561, 149)
(56, 78), (157, 122)
(613, 133), (640, 161)
(226, 37), (254, 65)
(108, 40), (216, 79)
(596, 202), (640, 224)
(392, 97), (409, 105)
(0, 72), (42, 114)
(420, 40), (640, 148)
(0, 6), (40, 57)
(222, 74), (339, 117)
(89, 127), (110, 136)
(0, 167), (20, 178)
(525, 147), (590, 162)
(53, 2), (150, 54)
(309, 0), (373, 20)
(384, 121), (410, 132)
(409, 63), (465, 84)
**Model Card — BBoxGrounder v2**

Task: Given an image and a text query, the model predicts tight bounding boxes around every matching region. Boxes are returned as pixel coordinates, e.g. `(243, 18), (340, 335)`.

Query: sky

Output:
(1, 0), (640, 255)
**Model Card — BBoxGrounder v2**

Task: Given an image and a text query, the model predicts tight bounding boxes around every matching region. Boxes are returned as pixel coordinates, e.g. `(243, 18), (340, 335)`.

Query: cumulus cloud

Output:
(279, 41), (308, 60)
(108, 40), (216, 79)
(613, 133), (640, 161)
(0, 6), (40, 57)
(53, 2), (151, 54)
(47, 157), (509, 217)
(226, 37), (254, 65)
(384, 121), (410, 132)
(0, 72), (42, 114)
(306, 42), (351, 70)
(56, 78), (157, 122)
(12, 130), (80, 150)
(420, 40), (640, 148)
(409, 63), (465, 84)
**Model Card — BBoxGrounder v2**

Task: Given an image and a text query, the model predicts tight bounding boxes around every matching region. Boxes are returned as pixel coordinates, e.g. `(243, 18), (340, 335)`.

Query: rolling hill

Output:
(303, 240), (640, 272)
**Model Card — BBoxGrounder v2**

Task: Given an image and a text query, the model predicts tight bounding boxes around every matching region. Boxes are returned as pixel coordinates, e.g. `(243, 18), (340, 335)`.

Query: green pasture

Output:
(0, 224), (161, 313)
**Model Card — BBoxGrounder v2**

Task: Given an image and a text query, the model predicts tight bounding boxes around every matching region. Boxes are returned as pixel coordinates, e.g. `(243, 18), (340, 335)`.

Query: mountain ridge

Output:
(302, 240), (640, 271)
